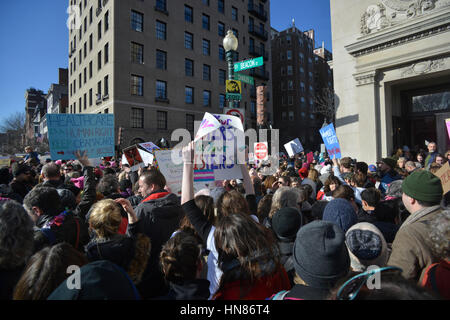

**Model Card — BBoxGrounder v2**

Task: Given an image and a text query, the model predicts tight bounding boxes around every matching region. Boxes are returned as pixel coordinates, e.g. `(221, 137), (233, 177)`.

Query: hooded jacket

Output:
(133, 190), (184, 299)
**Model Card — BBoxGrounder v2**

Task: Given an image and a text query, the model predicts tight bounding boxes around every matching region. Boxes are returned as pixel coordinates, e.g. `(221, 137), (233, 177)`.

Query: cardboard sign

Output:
(284, 138), (304, 158)
(194, 112), (244, 142)
(434, 161), (450, 195)
(123, 145), (145, 171)
(47, 114), (115, 160)
(319, 124), (342, 159)
(254, 142), (269, 161)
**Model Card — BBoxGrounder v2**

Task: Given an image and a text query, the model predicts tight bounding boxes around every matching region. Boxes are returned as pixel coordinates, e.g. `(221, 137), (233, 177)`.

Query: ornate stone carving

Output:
(401, 58), (446, 77)
(355, 71), (379, 86)
(361, 0), (448, 35)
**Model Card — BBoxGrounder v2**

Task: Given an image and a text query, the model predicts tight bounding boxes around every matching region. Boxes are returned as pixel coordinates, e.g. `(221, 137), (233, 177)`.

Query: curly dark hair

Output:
(0, 200), (34, 270)
(96, 174), (120, 197)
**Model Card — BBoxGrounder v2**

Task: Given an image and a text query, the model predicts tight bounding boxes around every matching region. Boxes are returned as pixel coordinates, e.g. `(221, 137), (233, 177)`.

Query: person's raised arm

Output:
(74, 150), (97, 220)
(181, 141), (195, 205)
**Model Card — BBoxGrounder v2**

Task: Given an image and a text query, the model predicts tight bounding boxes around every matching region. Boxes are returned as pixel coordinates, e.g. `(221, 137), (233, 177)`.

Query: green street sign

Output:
(226, 93), (241, 101)
(234, 73), (254, 85)
(234, 56), (264, 72)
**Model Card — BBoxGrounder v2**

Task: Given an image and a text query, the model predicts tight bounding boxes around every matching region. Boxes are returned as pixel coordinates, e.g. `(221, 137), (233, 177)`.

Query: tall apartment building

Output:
(271, 25), (333, 151)
(67, 0), (272, 147)
(25, 88), (47, 143)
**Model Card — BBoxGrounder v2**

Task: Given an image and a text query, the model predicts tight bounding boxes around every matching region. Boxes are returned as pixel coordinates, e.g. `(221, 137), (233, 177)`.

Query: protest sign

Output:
(254, 142), (269, 161)
(446, 119), (450, 141)
(319, 124), (342, 159)
(139, 141), (160, 154)
(284, 138), (304, 158)
(47, 114), (115, 160)
(434, 161), (450, 195)
(0, 156), (10, 167)
(123, 145), (145, 171)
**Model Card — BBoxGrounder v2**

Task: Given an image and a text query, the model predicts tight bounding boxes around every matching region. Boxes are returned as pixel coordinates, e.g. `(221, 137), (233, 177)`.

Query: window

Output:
(98, 51), (102, 70)
(89, 7), (93, 24)
(287, 50), (292, 60)
(231, 7), (238, 21)
(131, 42), (144, 64)
(289, 111), (294, 121)
(89, 34), (93, 51)
(219, 94), (225, 109)
(104, 75), (109, 96)
(300, 67), (305, 74)
(156, 20), (166, 40)
(73, 102), (76, 114)
(98, 21), (102, 40)
(218, 46), (225, 60)
(286, 35), (291, 45)
(282, 112), (287, 120)
(184, 32), (193, 49)
(84, 42), (87, 58)
(218, 0), (224, 13)
(219, 69), (226, 85)
(287, 65), (293, 75)
(97, 81), (102, 100)
(288, 96), (293, 105)
(89, 88), (93, 106)
(202, 14), (210, 30)
(203, 90), (211, 107)
(251, 101), (256, 115)
(156, 80), (167, 100)
(218, 22), (225, 37)
(84, 17), (87, 34)
(89, 61), (92, 78)
(104, 10), (109, 32)
(157, 111), (167, 130)
(73, 79), (76, 94)
(131, 75), (143, 96)
(79, 73), (82, 89)
(185, 59), (194, 77)
(156, 50), (167, 70)
(203, 64), (211, 81)
(84, 67), (87, 84)
(131, 108), (144, 128)
(202, 0), (209, 5)
(185, 87), (194, 104)
(300, 82), (305, 92)
(131, 10), (143, 32)
(185, 5), (193, 23)
(186, 114), (195, 132)
(202, 39), (210, 56)
(79, 97), (82, 112)
(156, 0), (167, 12)
(288, 80), (293, 90)
(104, 43), (109, 64)
(84, 93), (87, 110)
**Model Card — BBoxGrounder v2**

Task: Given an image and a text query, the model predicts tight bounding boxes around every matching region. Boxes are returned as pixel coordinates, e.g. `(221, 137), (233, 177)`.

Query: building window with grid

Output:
(156, 20), (166, 40)
(89, 61), (93, 78)
(288, 96), (293, 105)
(98, 51), (102, 70)
(156, 80), (167, 100)
(219, 69), (226, 85)
(131, 75), (143, 96)
(202, 0), (209, 6)
(131, 10), (143, 32)
(89, 88), (93, 106)
(89, 34), (93, 51)
(131, 42), (144, 64)
(219, 94), (225, 109)
(84, 67), (87, 84)
(218, 22), (225, 37)
(232, 6), (238, 21)
(84, 93), (87, 110)
(104, 75), (109, 96)
(185, 59), (194, 77)
(157, 111), (167, 130)
(156, 50), (167, 70)
(186, 114), (195, 131)
(202, 39), (210, 56)
(218, 46), (225, 60)
(131, 108), (144, 128)
(79, 97), (82, 112)
(185, 87), (194, 104)
(104, 43), (109, 64)
(184, 32), (193, 49)
(104, 10), (109, 32)
(203, 64), (211, 81)
(156, 0), (167, 11)
(97, 81), (102, 100)
(89, 6), (93, 24)
(203, 90), (211, 107)
(84, 42), (87, 58)
(218, 0), (224, 13)
(98, 21), (102, 41)
(287, 65), (293, 75)
(202, 14), (210, 30)
(79, 74), (82, 89)
(185, 5), (193, 23)
(251, 101), (256, 116)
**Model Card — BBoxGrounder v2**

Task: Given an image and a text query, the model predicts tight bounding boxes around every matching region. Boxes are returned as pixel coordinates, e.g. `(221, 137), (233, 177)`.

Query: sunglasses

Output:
(336, 266), (402, 300)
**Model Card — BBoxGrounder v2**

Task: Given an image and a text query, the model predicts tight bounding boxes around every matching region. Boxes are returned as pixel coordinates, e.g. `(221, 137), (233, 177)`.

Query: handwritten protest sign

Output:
(284, 138), (304, 158)
(434, 161), (450, 195)
(319, 124), (342, 159)
(123, 145), (145, 171)
(47, 114), (115, 160)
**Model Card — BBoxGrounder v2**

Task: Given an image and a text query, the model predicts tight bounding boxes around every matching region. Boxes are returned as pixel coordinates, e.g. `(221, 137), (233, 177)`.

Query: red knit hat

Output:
(298, 167), (308, 179)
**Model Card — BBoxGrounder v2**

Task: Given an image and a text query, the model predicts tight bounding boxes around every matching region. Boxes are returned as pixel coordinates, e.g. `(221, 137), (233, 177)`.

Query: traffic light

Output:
(118, 127), (124, 145)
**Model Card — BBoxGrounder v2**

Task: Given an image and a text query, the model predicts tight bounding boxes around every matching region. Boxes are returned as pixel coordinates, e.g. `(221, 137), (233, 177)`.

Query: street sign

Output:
(234, 56), (264, 72)
(223, 107), (245, 125)
(226, 79), (242, 101)
(234, 72), (254, 85)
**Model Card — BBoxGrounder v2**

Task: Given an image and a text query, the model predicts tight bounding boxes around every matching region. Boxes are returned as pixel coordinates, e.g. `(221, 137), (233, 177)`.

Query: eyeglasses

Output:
(336, 266), (402, 300)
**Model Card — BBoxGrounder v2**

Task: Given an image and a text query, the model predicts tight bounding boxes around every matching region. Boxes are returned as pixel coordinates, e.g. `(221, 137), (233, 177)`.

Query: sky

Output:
(0, 0), (332, 130)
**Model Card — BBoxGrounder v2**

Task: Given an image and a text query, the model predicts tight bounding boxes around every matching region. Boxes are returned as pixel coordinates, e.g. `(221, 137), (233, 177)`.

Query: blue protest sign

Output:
(47, 114), (115, 160)
(319, 123), (342, 159)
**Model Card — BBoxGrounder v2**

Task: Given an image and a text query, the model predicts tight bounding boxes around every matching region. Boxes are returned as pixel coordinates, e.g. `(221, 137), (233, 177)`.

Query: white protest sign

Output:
(155, 149), (184, 196)
(194, 113), (222, 142)
(284, 138), (304, 157)
(138, 148), (154, 166)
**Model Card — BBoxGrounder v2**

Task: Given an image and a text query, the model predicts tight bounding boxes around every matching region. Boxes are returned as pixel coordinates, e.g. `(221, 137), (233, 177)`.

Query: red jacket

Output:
(213, 266), (291, 300)
(422, 260), (450, 300)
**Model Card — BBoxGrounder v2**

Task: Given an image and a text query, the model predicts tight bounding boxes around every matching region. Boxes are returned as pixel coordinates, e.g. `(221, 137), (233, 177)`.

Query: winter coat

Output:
(85, 220), (150, 285)
(155, 279), (211, 300)
(388, 205), (442, 282)
(134, 190), (184, 299)
(270, 284), (330, 300)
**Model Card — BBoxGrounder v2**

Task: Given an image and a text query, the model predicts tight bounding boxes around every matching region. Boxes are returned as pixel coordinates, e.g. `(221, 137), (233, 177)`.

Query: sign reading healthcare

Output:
(47, 114), (115, 160)
(319, 123), (342, 159)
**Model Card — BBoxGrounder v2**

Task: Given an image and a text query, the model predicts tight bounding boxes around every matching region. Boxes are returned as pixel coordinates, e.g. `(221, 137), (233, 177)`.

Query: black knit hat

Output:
(293, 220), (350, 289)
(271, 207), (302, 240)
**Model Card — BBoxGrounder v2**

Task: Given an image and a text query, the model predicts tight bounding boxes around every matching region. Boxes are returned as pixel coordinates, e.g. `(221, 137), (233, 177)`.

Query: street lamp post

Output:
(223, 30), (238, 109)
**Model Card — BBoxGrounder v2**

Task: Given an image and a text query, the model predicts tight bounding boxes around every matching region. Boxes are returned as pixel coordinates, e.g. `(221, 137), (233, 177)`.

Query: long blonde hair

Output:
(89, 199), (122, 239)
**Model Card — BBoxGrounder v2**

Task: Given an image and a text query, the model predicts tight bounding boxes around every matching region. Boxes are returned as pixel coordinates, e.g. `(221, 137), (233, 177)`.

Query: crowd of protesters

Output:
(0, 141), (448, 300)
